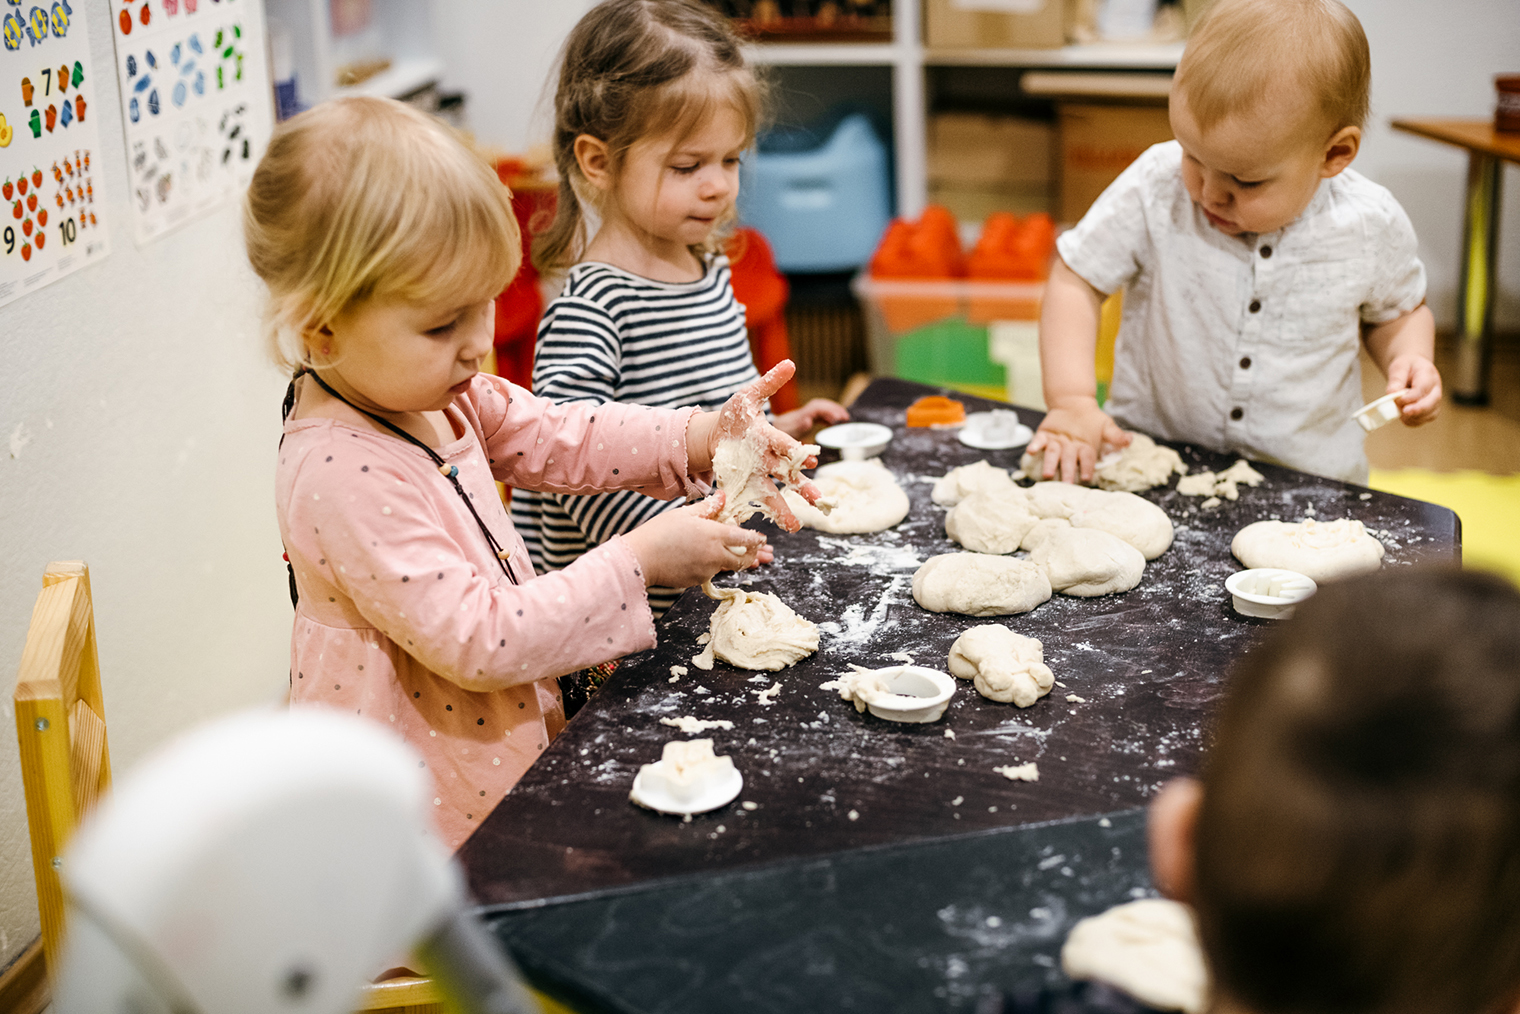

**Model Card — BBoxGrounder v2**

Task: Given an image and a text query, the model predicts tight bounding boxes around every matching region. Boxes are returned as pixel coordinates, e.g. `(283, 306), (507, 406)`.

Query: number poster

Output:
(107, 0), (271, 245)
(0, 0), (111, 310)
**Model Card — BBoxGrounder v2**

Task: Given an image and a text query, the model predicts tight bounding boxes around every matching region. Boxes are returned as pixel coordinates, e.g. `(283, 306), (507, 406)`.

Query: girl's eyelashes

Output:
(427, 318), (461, 337)
(671, 163), (700, 175)
(1233, 177), (1264, 189)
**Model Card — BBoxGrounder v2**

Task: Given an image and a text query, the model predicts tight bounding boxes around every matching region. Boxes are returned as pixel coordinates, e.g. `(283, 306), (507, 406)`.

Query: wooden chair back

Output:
(13, 560), (111, 977)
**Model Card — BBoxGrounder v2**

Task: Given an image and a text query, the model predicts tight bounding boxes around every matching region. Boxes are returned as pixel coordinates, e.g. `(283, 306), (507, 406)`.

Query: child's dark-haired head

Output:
(535, 0), (764, 273)
(1194, 568), (1520, 1014)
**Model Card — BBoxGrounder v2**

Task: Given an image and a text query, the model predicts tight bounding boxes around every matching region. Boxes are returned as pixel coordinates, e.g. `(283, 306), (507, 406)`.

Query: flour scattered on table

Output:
(994, 762), (1040, 782)
(890, 650), (915, 663)
(659, 716), (736, 734)
(848, 809), (860, 821)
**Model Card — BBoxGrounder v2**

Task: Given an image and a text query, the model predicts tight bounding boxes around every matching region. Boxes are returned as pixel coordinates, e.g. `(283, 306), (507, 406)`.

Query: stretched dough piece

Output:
(931, 460), (1020, 506)
(692, 583), (819, 671)
(945, 489), (1040, 555)
(780, 458), (909, 534)
(948, 623), (1053, 706)
(1031, 527), (1146, 597)
(1231, 518), (1384, 583)
(711, 435), (819, 530)
(912, 553), (1053, 616)
(1069, 490), (1174, 560)
(1061, 899), (1208, 1014)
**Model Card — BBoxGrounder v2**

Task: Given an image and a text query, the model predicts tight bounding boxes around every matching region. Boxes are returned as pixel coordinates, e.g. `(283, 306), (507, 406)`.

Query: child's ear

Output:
(1147, 776), (1202, 903)
(574, 134), (614, 193)
(1320, 125), (1361, 179)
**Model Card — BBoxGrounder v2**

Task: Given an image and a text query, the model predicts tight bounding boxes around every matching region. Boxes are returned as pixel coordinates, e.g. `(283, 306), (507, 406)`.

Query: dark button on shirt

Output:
(1249, 299), (1262, 313)
(1260, 245), (1273, 258)
(1230, 407), (1244, 420)
(1240, 357), (1252, 369)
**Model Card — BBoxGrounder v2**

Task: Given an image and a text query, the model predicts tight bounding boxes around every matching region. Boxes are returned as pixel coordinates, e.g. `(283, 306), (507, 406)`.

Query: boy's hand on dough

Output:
(622, 497), (768, 589)
(1387, 354), (1442, 426)
(1026, 402), (1129, 484)
(773, 398), (850, 439)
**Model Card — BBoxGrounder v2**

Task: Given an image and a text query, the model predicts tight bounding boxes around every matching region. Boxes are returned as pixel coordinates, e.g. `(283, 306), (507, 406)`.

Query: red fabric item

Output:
(728, 228), (799, 414)
(493, 174), (556, 390)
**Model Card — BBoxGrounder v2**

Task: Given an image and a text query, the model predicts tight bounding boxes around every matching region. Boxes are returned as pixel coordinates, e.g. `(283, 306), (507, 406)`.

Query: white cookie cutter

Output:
(630, 764), (743, 817)
(1353, 392), (1403, 432)
(816, 422), (893, 461)
(852, 665), (957, 723)
(1225, 568), (1318, 620)
(958, 409), (1034, 450)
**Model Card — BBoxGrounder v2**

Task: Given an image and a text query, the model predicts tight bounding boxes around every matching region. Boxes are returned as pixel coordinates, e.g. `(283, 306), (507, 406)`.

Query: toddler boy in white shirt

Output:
(1028, 0), (1442, 486)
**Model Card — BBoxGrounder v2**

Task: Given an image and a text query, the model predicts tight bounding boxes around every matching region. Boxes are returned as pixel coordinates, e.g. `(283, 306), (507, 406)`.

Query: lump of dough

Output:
(1061, 899), (1208, 1014)
(1020, 517), (1072, 552)
(1020, 432), (1186, 493)
(1069, 490), (1174, 559)
(1024, 481), (1100, 520)
(1031, 527), (1146, 597)
(945, 489), (1040, 555)
(1230, 518), (1384, 584)
(1177, 459), (1265, 502)
(780, 458), (910, 534)
(694, 584), (819, 671)
(948, 623), (1053, 706)
(912, 553), (1053, 617)
(931, 460), (1019, 506)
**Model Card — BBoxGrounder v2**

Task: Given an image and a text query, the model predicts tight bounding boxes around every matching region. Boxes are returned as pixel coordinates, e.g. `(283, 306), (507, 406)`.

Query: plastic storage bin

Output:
(739, 113), (891, 273)
(851, 274), (1045, 403)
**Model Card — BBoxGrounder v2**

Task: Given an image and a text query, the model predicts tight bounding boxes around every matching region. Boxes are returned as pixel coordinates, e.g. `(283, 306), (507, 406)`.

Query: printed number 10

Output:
(59, 218), (76, 245)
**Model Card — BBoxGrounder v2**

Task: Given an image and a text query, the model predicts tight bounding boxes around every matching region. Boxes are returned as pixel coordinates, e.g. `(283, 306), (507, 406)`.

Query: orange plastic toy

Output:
(868, 204), (965, 279)
(966, 212), (1056, 281)
(905, 395), (967, 428)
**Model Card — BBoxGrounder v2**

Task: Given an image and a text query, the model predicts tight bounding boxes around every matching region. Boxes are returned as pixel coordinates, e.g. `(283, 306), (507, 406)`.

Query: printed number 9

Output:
(4, 226), (12, 254)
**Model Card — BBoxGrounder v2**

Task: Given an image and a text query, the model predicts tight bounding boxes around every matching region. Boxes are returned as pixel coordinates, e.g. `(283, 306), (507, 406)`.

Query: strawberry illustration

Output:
(21, 243), (31, 261)
(16, 176), (26, 196)
(1, 179), (10, 201)
(35, 231), (44, 249)
(22, 218), (31, 236)
(10, 200), (19, 219)
(139, 3), (149, 25)
(119, 7), (131, 34)
(31, 167), (40, 188)
(26, 193), (36, 212)
(36, 208), (46, 227)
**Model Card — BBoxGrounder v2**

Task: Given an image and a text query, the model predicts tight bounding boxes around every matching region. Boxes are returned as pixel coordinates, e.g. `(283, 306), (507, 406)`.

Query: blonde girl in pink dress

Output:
(244, 96), (817, 849)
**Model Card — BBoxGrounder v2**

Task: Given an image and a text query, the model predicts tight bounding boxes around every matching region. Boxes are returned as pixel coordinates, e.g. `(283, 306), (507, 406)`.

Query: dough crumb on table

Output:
(753, 682), (781, 705)
(1177, 458), (1265, 502)
(659, 715), (736, 734)
(1066, 694), (1087, 703)
(669, 665), (688, 677)
(994, 762), (1039, 782)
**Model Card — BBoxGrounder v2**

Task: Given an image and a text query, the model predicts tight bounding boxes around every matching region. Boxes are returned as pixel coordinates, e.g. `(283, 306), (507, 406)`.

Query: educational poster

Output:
(106, 0), (272, 244)
(0, 0), (112, 310)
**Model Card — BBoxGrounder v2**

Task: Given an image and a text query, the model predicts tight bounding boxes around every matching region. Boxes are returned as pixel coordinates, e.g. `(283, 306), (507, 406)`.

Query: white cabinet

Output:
(262, 0), (442, 108)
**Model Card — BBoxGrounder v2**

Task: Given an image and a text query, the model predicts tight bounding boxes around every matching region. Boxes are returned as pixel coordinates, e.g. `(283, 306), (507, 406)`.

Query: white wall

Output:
(0, 0), (290, 968)
(1348, 0), (1520, 332)
(446, 0), (1520, 334)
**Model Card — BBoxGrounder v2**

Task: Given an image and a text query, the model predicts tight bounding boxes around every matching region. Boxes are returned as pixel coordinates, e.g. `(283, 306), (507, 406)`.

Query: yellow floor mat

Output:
(1369, 469), (1520, 587)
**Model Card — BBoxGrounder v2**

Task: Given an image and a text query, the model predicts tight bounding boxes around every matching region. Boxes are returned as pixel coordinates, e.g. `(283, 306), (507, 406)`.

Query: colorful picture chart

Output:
(0, 0), (111, 310)
(107, 0), (272, 245)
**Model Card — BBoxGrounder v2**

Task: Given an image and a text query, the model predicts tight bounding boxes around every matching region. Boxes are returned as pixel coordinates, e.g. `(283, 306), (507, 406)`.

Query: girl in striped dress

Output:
(511, 0), (848, 671)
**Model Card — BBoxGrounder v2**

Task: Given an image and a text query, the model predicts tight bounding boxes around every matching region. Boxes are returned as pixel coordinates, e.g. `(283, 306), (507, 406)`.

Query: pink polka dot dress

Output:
(276, 374), (702, 849)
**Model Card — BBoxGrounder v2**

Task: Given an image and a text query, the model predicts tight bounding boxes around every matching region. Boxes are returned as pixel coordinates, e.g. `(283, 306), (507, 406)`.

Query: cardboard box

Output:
(924, 0), (1067, 50)
(928, 112), (1053, 187)
(1057, 102), (1173, 223)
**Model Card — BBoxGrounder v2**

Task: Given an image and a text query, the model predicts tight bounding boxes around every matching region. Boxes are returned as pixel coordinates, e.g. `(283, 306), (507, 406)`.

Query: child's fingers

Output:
(1100, 419), (1131, 450)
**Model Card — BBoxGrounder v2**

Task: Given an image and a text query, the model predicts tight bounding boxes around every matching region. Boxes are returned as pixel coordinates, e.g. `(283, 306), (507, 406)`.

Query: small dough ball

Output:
(1231, 518), (1384, 583)
(1020, 517), (1072, 552)
(932, 460), (1019, 506)
(1032, 527), (1146, 597)
(1024, 481), (1099, 520)
(948, 623), (1053, 706)
(1070, 490), (1174, 560)
(912, 553), (1053, 617)
(945, 489), (1040, 555)
(1062, 899), (1208, 1014)
(781, 458), (909, 534)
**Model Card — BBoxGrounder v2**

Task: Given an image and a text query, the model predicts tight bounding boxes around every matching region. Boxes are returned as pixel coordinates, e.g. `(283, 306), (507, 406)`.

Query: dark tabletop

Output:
(463, 379), (1460, 905)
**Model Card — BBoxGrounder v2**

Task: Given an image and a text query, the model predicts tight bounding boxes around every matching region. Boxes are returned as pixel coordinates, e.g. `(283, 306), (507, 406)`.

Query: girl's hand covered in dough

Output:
(622, 495), (768, 589)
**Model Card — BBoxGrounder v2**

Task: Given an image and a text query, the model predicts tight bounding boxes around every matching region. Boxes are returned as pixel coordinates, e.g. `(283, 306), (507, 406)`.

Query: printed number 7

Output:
(4, 226), (13, 254)
(41, 68), (50, 95)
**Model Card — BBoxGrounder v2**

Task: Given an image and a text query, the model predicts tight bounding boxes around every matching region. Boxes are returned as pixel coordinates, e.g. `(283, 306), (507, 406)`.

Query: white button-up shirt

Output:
(1057, 141), (1426, 484)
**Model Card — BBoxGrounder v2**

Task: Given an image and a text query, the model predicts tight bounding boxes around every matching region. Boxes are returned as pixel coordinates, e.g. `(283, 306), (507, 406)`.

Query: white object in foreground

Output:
(1062, 898), (1209, 1014)
(822, 665), (956, 723)
(958, 410), (1033, 450)
(1353, 392), (1403, 432)
(815, 421), (893, 461)
(630, 739), (743, 816)
(1224, 568), (1317, 619)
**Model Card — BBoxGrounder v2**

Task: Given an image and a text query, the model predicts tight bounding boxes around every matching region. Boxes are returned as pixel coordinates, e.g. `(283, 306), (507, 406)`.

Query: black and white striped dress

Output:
(509, 255), (761, 617)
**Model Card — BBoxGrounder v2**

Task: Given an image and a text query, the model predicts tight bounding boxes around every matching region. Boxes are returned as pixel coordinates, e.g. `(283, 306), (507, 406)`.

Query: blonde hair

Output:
(244, 96), (521, 370)
(533, 0), (766, 275)
(1175, 0), (1370, 137)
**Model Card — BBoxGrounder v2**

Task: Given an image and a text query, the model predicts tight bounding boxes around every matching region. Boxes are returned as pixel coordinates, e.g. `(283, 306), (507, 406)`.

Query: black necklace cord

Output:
(294, 368), (519, 586)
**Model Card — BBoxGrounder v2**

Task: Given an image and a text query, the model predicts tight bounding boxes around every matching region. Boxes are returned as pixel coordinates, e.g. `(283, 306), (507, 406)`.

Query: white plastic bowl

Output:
(816, 422), (893, 461)
(852, 665), (957, 723)
(958, 409), (1033, 450)
(1353, 392), (1403, 432)
(1225, 568), (1318, 620)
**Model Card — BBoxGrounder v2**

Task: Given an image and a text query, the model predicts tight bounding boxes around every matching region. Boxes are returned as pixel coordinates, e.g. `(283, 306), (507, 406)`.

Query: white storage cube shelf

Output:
(263, 0), (443, 107)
